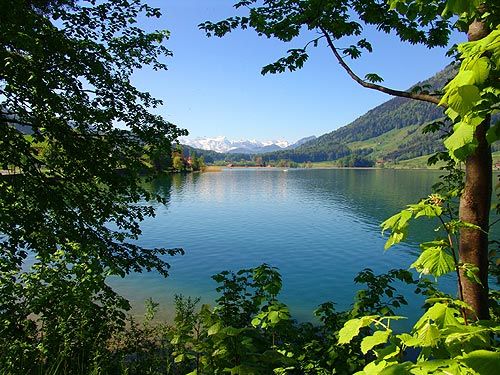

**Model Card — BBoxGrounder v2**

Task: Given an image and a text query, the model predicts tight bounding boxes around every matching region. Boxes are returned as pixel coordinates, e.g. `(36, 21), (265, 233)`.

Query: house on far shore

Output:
(495, 162), (500, 170)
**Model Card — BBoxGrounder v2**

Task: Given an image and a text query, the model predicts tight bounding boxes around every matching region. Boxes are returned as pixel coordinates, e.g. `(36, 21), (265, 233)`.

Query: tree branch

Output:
(303, 35), (325, 50)
(319, 27), (444, 106)
(436, 211), (468, 324)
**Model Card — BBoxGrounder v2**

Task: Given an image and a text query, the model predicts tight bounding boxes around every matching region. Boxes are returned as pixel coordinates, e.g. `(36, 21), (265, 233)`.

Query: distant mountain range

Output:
(181, 135), (316, 154)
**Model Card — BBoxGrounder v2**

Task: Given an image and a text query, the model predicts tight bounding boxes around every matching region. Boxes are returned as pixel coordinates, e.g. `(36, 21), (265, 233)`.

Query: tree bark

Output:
(458, 19), (492, 320)
(459, 120), (491, 319)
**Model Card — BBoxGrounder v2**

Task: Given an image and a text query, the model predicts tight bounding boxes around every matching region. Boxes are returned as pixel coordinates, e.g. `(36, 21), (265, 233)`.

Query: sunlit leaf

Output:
(361, 329), (392, 354)
(411, 242), (455, 278)
(444, 119), (480, 161)
(338, 316), (377, 344)
(460, 350), (500, 375)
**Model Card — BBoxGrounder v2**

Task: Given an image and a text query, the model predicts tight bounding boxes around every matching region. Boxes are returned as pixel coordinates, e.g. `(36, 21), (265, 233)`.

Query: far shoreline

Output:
(216, 166), (448, 171)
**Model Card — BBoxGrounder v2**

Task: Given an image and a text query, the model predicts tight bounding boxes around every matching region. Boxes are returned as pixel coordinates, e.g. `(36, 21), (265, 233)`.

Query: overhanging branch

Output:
(319, 26), (444, 106)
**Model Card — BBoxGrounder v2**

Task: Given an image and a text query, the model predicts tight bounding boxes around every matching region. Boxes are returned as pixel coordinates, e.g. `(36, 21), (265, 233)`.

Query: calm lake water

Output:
(110, 168), (497, 327)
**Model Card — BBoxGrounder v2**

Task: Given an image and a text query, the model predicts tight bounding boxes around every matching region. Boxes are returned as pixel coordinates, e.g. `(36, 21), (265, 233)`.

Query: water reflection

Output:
(142, 174), (172, 203)
(112, 169), (498, 325)
(287, 169), (443, 245)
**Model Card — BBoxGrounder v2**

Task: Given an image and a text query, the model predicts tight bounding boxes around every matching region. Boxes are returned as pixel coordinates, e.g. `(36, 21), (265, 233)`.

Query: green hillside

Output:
(270, 65), (457, 164)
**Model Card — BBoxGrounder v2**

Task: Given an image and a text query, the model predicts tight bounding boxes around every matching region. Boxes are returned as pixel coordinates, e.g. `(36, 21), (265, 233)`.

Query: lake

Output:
(110, 168), (496, 326)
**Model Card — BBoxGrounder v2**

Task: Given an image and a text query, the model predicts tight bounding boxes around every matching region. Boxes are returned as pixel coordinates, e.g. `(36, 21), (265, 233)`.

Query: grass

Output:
(202, 165), (223, 172)
(346, 124), (421, 158)
(308, 161), (340, 168)
(384, 155), (446, 169)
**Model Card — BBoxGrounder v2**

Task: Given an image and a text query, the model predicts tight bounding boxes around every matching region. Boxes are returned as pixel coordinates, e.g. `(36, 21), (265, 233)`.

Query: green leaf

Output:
(381, 210), (412, 250)
(443, 324), (492, 349)
(410, 199), (442, 218)
(381, 214), (400, 234)
(442, 0), (481, 16)
(411, 359), (460, 374)
(388, 0), (403, 11)
(379, 362), (413, 375)
(440, 71), (480, 116)
(429, 303), (461, 328)
(456, 85), (481, 113)
(251, 317), (261, 327)
(398, 333), (422, 347)
(223, 326), (242, 336)
(460, 263), (482, 285)
(268, 310), (280, 324)
(384, 231), (406, 250)
(468, 56), (491, 85)
(358, 39), (373, 53)
(375, 344), (400, 360)
(444, 118), (481, 161)
(208, 322), (221, 335)
(461, 350), (500, 375)
(361, 329), (392, 354)
(446, 219), (482, 234)
(445, 107), (460, 122)
(486, 121), (500, 144)
(360, 360), (394, 375)
(338, 316), (377, 344)
(413, 303), (460, 341)
(171, 335), (181, 345)
(416, 321), (441, 347)
(365, 73), (384, 83)
(411, 243), (455, 278)
(425, 297), (473, 312)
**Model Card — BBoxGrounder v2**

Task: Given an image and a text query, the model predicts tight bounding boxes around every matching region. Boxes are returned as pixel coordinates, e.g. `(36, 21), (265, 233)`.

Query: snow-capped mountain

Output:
(181, 136), (294, 154)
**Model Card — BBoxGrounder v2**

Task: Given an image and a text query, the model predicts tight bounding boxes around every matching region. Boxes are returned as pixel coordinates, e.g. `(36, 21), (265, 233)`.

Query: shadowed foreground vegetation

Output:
(5, 263), (498, 375)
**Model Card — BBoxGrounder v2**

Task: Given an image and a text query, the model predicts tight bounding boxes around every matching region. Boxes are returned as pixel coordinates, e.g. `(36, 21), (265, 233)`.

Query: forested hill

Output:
(306, 65), (454, 145)
(261, 65), (457, 164)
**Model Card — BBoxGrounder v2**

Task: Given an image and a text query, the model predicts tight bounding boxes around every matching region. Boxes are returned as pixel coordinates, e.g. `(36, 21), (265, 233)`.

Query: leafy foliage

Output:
(0, 0), (186, 372)
(339, 300), (500, 375)
(159, 265), (419, 375)
(440, 28), (500, 160)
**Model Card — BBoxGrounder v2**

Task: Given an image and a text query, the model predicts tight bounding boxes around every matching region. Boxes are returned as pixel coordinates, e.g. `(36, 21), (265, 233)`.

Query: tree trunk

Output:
(458, 19), (492, 320)
(459, 120), (491, 319)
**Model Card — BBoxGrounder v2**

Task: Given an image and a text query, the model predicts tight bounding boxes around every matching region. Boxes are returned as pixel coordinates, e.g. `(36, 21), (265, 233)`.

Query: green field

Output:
(308, 151), (500, 170)
(346, 124), (421, 158)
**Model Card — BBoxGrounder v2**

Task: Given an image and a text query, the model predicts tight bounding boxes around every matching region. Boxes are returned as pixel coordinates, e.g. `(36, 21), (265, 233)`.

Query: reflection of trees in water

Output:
(141, 172), (203, 208)
(288, 169), (441, 245)
(140, 175), (173, 210)
(292, 170), (437, 218)
(170, 172), (201, 194)
(290, 169), (499, 247)
(140, 170), (497, 246)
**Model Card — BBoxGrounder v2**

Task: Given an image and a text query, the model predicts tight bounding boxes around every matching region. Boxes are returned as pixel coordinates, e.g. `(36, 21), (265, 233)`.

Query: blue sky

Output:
(132, 0), (463, 142)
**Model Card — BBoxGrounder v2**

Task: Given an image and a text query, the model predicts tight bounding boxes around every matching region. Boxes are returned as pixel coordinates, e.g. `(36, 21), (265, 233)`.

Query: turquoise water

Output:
(110, 168), (496, 326)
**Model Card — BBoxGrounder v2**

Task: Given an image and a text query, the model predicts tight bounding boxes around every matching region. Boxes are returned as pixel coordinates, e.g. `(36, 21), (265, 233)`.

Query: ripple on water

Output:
(109, 169), (497, 327)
